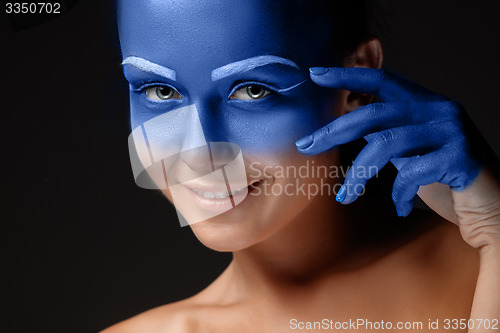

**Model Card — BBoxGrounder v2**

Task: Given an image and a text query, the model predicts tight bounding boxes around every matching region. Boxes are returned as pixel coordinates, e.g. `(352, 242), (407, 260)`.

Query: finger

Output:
(336, 124), (447, 205)
(296, 101), (452, 155)
(309, 67), (441, 102)
(392, 149), (452, 217)
(296, 103), (407, 154)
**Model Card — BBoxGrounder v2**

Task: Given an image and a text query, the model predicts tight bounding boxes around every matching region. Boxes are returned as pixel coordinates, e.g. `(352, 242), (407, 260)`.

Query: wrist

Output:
(478, 240), (500, 262)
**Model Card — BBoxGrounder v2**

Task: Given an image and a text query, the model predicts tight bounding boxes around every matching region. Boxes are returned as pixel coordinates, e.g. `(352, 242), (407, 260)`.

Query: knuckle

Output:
(367, 103), (384, 118)
(320, 123), (334, 137)
(397, 167), (412, 185)
(397, 162), (422, 186)
(391, 186), (401, 202)
(393, 162), (422, 202)
(372, 130), (395, 146)
(391, 191), (399, 203)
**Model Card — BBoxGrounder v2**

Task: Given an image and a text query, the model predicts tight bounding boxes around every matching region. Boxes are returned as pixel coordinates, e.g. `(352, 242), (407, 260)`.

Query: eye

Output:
(230, 85), (272, 100)
(145, 86), (182, 101)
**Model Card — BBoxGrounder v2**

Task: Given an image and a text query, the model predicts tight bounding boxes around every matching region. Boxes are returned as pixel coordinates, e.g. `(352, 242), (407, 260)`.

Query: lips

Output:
(190, 186), (247, 199)
(168, 175), (272, 226)
(184, 178), (263, 200)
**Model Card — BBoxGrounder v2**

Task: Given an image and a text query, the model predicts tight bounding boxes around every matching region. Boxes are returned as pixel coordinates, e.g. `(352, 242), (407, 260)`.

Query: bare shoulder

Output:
(99, 299), (200, 333)
(100, 266), (236, 333)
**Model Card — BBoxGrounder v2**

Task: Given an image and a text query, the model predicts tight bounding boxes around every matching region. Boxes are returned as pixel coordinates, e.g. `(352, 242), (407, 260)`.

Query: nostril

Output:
(209, 142), (240, 169)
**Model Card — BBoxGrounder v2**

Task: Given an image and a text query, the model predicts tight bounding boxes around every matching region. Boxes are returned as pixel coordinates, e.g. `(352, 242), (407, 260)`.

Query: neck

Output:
(227, 197), (439, 301)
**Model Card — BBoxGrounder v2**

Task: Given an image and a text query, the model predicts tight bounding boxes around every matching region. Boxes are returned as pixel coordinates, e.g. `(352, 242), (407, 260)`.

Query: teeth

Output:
(214, 191), (227, 199)
(233, 186), (247, 194)
(191, 185), (248, 199)
(203, 191), (215, 199)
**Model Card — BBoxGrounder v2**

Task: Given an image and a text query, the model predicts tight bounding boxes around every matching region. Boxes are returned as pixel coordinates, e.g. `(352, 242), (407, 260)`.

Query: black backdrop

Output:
(2, 1), (499, 332)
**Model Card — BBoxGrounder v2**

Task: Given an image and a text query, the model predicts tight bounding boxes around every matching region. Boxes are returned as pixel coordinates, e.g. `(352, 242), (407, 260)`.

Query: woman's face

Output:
(118, 0), (344, 251)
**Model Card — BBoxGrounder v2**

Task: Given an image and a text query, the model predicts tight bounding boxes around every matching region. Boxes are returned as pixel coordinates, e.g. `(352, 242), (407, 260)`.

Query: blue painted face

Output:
(117, 0), (340, 154)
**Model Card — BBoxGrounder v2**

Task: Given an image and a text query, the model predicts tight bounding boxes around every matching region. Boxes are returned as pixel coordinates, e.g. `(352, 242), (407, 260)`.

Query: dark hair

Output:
(330, 0), (375, 59)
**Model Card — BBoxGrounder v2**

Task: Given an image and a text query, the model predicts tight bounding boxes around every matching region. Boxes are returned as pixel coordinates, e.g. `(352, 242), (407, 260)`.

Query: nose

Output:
(195, 98), (227, 143)
(178, 99), (226, 173)
(179, 145), (213, 174)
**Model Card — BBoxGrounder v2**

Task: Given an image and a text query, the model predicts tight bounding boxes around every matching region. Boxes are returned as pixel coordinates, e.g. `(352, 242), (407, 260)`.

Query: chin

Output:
(159, 182), (266, 251)
(189, 193), (313, 253)
(189, 214), (262, 252)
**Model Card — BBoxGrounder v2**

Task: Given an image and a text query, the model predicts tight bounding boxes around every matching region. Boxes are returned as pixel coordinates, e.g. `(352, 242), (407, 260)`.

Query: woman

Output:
(103, 0), (500, 331)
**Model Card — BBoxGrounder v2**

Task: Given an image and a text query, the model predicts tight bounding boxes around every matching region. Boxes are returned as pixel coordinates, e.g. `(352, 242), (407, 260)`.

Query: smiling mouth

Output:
(190, 186), (246, 199)
(170, 176), (272, 225)
(186, 178), (265, 200)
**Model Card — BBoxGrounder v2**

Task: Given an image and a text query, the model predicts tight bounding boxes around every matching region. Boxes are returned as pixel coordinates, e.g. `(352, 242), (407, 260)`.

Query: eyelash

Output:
(130, 81), (180, 94)
(130, 80), (280, 101)
(228, 81), (279, 99)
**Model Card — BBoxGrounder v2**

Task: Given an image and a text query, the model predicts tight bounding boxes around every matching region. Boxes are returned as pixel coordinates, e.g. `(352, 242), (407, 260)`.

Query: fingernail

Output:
(396, 208), (403, 217)
(309, 67), (329, 76)
(336, 185), (347, 202)
(295, 135), (314, 149)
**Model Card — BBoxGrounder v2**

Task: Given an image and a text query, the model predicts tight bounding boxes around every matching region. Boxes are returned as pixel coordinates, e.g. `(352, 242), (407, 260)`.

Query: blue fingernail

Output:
(309, 67), (329, 76)
(336, 185), (346, 202)
(396, 208), (403, 217)
(295, 135), (314, 149)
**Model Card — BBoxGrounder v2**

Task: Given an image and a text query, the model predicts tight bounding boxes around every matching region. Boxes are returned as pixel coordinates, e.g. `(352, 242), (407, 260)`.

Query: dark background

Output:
(1, 1), (499, 332)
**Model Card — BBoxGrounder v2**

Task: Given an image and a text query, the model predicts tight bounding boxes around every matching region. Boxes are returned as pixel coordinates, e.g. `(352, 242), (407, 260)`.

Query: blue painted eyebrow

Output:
(211, 55), (300, 81)
(122, 56), (177, 81)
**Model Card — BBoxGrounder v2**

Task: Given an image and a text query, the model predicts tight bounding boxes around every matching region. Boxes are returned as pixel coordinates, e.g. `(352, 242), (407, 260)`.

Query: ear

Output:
(338, 37), (383, 115)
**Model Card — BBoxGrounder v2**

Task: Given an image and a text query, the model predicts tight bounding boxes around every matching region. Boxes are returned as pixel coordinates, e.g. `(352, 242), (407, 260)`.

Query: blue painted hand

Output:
(296, 67), (483, 218)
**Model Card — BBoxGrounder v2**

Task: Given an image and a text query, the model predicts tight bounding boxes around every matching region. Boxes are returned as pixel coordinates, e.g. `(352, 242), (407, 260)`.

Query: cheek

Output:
(225, 111), (313, 153)
(129, 94), (175, 129)
(129, 96), (141, 129)
(129, 94), (153, 129)
(220, 95), (336, 154)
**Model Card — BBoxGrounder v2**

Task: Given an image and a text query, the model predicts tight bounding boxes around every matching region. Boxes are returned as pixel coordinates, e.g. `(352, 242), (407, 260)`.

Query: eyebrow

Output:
(122, 56), (177, 81)
(211, 55), (300, 81)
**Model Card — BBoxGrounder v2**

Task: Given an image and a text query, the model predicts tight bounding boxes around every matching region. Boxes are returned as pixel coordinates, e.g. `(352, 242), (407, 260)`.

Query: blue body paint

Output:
(297, 67), (482, 216)
(117, 0), (486, 218)
(117, 0), (339, 153)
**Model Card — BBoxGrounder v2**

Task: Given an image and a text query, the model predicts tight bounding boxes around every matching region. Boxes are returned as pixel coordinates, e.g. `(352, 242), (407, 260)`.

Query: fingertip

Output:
(309, 67), (329, 76)
(336, 180), (365, 205)
(295, 136), (319, 156)
(396, 208), (403, 217)
(296, 141), (335, 156)
(336, 184), (347, 203)
(295, 135), (314, 150)
(396, 202), (413, 217)
(309, 67), (344, 88)
(296, 148), (315, 156)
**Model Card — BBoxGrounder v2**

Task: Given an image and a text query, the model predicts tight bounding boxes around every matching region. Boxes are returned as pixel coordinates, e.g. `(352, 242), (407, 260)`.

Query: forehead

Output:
(117, 0), (335, 73)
